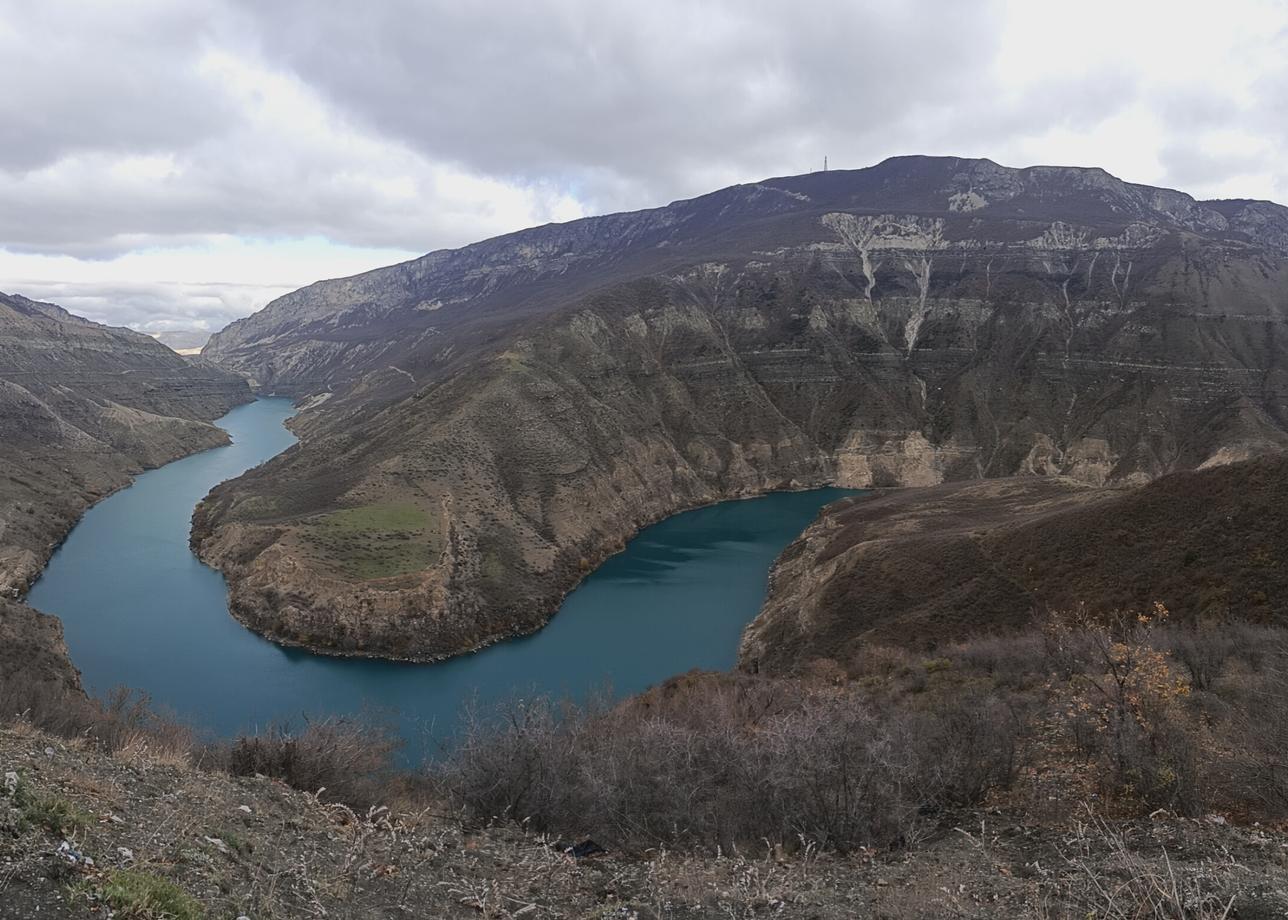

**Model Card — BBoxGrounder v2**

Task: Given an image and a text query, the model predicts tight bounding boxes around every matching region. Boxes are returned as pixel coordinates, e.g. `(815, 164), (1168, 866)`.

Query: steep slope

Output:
(0, 598), (81, 699)
(196, 155), (1288, 661)
(741, 453), (1288, 674)
(0, 293), (251, 596)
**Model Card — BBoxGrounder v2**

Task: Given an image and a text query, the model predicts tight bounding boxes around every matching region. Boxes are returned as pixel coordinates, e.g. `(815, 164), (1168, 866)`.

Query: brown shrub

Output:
(439, 679), (1019, 853)
(219, 718), (402, 808)
(0, 678), (192, 764)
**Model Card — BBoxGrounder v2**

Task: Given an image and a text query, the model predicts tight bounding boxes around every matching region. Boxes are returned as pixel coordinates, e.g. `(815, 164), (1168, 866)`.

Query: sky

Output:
(1, 0), (1285, 336)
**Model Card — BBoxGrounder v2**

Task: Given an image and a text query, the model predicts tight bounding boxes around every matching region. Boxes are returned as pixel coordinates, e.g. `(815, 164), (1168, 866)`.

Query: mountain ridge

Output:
(204, 155), (1288, 398)
(195, 154), (1288, 661)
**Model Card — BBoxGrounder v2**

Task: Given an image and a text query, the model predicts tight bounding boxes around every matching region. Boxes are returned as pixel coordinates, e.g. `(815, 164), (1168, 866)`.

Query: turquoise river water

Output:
(28, 398), (853, 755)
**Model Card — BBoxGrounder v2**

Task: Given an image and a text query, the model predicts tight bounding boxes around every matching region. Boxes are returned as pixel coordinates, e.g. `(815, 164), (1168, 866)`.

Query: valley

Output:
(194, 156), (1288, 662)
(0, 293), (250, 599)
(25, 392), (850, 750)
(6, 156), (1288, 917)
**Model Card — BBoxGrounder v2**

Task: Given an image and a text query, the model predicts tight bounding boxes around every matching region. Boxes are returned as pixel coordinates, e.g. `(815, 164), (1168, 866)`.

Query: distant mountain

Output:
(0, 292), (250, 596)
(196, 155), (1288, 661)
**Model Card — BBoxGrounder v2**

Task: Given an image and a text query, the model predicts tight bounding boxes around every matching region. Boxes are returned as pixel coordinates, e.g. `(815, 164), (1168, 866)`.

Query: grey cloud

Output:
(231, 0), (1007, 211)
(1, 0), (1287, 332)
(0, 1), (237, 171)
(1157, 145), (1269, 196)
(10, 279), (291, 332)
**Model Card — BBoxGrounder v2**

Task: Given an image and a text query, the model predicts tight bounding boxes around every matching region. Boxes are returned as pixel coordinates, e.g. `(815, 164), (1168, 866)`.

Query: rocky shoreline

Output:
(192, 157), (1288, 664)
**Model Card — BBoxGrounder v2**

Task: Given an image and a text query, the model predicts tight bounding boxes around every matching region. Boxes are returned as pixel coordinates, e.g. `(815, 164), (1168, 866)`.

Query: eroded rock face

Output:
(197, 156), (1288, 661)
(0, 599), (81, 696)
(0, 293), (251, 596)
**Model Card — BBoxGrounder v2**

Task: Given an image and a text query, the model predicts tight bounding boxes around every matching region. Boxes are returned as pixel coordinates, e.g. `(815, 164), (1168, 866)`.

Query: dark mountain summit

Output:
(196, 156), (1288, 661)
(205, 156), (1288, 398)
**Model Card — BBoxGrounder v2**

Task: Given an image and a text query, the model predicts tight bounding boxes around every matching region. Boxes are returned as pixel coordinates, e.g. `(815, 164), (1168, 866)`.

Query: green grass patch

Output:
(100, 869), (203, 920)
(315, 504), (428, 533)
(301, 503), (441, 580)
(7, 773), (89, 837)
(230, 495), (283, 520)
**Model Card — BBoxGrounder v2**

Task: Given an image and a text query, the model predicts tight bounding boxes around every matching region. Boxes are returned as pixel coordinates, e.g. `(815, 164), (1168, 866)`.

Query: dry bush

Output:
(439, 679), (1019, 853)
(219, 718), (402, 808)
(0, 679), (193, 764)
(946, 631), (1047, 689)
(1212, 655), (1288, 816)
(0, 677), (96, 736)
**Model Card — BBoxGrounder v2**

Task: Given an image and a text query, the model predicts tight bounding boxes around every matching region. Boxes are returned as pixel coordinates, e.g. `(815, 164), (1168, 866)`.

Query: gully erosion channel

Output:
(28, 397), (856, 757)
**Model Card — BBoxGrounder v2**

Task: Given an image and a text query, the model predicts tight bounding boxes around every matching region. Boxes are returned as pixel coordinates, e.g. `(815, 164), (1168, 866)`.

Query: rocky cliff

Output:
(0, 598), (81, 700)
(741, 453), (1288, 674)
(0, 292), (251, 596)
(196, 155), (1288, 661)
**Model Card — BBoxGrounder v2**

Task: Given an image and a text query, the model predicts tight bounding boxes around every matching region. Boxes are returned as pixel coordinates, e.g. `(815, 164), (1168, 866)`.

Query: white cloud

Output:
(0, 237), (420, 332)
(0, 0), (1285, 333)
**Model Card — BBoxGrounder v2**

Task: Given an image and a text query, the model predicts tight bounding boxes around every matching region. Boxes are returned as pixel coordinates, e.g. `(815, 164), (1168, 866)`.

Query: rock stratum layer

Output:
(741, 453), (1288, 674)
(0, 292), (251, 597)
(197, 155), (1288, 661)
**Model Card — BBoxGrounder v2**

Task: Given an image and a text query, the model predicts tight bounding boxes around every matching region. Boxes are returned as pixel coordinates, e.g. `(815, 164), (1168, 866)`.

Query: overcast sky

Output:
(1, 0), (1285, 336)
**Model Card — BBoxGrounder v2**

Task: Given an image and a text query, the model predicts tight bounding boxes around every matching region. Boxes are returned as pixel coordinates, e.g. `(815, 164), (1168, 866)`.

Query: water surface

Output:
(29, 398), (853, 753)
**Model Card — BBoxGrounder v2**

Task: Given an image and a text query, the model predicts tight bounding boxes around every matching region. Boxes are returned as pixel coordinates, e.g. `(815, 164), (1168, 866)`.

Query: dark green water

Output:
(28, 398), (852, 753)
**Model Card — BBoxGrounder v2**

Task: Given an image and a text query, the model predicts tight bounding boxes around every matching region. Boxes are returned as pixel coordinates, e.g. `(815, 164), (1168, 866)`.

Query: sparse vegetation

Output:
(4, 605), (1288, 915)
(6, 582), (1288, 917)
(99, 869), (204, 920)
(6, 771), (89, 837)
(299, 502), (440, 580)
(220, 717), (402, 808)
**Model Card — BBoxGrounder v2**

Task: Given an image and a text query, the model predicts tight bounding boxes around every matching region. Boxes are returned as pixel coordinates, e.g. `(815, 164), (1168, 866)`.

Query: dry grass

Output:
(1040, 812), (1242, 919)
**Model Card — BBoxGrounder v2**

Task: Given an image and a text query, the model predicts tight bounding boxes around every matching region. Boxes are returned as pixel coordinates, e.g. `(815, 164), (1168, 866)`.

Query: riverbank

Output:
(27, 397), (850, 751)
(196, 484), (859, 666)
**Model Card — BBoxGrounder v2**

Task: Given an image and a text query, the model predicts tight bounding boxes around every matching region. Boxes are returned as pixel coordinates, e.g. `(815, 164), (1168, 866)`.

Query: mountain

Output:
(196, 155), (1288, 661)
(741, 453), (1288, 674)
(0, 292), (251, 596)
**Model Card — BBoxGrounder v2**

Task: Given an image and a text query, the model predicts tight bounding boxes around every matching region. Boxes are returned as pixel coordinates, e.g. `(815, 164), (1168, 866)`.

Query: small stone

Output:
(117, 847), (134, 863)
(237, 805), (253, 814)
(3, 772), (17, 796)
(109, 814), (125, 825)
(44, 747), (54, 756)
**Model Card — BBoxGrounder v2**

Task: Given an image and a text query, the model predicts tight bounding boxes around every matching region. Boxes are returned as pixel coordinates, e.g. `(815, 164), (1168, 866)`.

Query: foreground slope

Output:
(197, 156), (1288, 660)
(742, 453), (1288, 674)
(0, 293), (250, 597)
(4, 718), (1286, 918)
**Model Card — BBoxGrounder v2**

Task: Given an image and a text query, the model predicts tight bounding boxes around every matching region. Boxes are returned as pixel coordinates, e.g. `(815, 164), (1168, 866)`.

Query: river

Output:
(28, 397), (853, 755)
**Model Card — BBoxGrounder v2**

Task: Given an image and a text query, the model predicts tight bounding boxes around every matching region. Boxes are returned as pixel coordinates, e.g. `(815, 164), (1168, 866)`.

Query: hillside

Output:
(742, 453), (1288, 674)
(5, 721), (1283, 919)
(195, 155), (1288, 661)
(0, 292), (251, 597)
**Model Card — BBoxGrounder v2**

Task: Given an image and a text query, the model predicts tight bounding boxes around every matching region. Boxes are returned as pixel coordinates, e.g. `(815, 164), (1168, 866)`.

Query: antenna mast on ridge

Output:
(823, 156), (828, 172)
